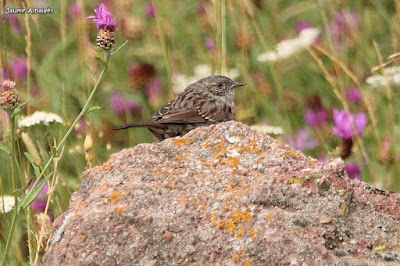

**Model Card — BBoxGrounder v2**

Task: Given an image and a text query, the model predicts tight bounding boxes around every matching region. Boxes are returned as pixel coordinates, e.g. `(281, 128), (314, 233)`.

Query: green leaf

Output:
(18, 100), (30, 109)
(0, 142), (10, 155)
(111, 40), (128, 55)
(13, 178), (33, 197)
(85, 105), (102, 114)
(95, 57), (108, 69)
(24, 152), (41, 177)
(19, 172), (52, 210)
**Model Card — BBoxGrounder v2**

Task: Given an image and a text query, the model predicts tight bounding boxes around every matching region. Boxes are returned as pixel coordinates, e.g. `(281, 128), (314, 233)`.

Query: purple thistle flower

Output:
(31, 180), (49, 212)
(110, 92), (140, 117)
(345, 87), (362, 104)
(205, 37), (216, 53)
(86, 3), (116, 32)
(332, 109), (367, 140)
(287, 128), (318, 151)
(304, 109), (328, 128)
(9, 58), (27, 81)
(145, 2), (156, 18)
(345, 164), (362, 181)
(146, 77), (163, 104)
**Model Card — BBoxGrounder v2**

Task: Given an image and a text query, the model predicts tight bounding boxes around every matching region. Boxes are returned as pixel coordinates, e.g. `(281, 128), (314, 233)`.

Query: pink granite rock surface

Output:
(44, 121), (400, 265)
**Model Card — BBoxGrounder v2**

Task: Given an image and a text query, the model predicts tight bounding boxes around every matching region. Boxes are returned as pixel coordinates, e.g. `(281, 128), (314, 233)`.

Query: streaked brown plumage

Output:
(113, 75), (245, 141)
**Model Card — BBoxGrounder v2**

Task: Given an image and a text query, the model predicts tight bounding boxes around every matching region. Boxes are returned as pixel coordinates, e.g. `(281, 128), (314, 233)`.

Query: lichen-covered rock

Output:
(44, 121), (400, 265)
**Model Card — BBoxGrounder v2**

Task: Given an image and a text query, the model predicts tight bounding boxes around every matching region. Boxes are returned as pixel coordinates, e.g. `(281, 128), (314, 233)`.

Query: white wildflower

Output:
(0, 195), (16, 214)
(366, 66), (400, 88)
(172, 64), (240, 94)
(19, 111), (63, 128)
(257, 28), (321, 62)
(251, 123), (284, 135)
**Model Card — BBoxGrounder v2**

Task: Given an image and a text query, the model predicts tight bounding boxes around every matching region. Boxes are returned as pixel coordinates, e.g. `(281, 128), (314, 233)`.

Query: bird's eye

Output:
(216, 82), (223, 87)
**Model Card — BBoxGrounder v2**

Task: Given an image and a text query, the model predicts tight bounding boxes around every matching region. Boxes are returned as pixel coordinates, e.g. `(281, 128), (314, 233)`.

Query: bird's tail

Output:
(113, 122), (166, 130)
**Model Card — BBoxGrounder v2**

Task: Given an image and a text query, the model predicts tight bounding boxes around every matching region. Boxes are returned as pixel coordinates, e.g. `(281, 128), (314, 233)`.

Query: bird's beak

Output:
(231, 82), (246, 89)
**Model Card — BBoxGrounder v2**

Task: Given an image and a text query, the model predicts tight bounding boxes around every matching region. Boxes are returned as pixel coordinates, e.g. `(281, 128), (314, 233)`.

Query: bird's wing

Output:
(150, 91), (234, 124)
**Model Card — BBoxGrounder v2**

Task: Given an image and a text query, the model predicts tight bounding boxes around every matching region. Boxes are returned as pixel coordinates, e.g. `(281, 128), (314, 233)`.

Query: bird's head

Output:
(196, 75), (245, 105)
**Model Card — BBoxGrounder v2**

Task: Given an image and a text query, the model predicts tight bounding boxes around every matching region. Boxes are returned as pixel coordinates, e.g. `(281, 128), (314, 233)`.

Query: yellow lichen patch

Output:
(173, 138), (193, 147)
(373, 245), (386, 253)
(288, 177), (306, 185)
(79, 235), (87, 241)
(114, 206), (127, 214)
(109, 191), (126, 204)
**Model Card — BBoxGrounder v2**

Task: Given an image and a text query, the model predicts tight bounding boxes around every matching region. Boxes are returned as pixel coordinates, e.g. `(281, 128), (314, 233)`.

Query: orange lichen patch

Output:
(225, 221), (236, 232)
(178, 198), (188, 203)
(236, 230), (244, 238)
(223, 157), (239, 168)
(266, 215), (273, 221)
(79, 235), (87, 241)
(93, 182), (109, 193)
(114, 206), (127, 214)
(198, 205), (207, 211)
(212, 214), (217, 226)
(232, 209), (252, 223)
(173, 138), (193, 147)
(55, 243), (60, 251)
(217, 220), (226, 229)
(174, 257), (181, 263)
(244, 260), (253, 266)
(231, 249), (249, 264)
(177, 153), (183, 162)
(250, 229), (258, 240)
(282, 150), (303, 159)
(109, 191), (126, 204)
(239, 140), (264, 155)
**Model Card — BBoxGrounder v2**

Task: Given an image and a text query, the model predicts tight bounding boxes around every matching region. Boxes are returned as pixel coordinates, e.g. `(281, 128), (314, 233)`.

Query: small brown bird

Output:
(113, 75), (245, 141)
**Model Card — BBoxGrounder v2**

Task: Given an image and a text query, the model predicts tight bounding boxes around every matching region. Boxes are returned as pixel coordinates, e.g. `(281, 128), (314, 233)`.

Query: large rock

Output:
(44, 121), (400, 265)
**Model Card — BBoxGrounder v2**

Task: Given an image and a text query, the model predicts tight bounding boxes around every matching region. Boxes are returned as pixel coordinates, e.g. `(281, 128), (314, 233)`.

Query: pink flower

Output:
(345, 164), (362, 181)
(328, 10), (360, 45)
(110, 92), (140, 117)
(5, 14), (22, 34)
(345, 87), (362, 104)
(31, 180), (49, 212)
(304, 109), (328, 128)
(146, 77), (163, 104)
(70, 2), (82, 17)
(9, 58), (27, 81)
(86, 3), (116, 32)
(287, 128), (318, 151)
(205, 37), (216, 53)
(145, 2), (156, 18)
(332, 109), (367, 140)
